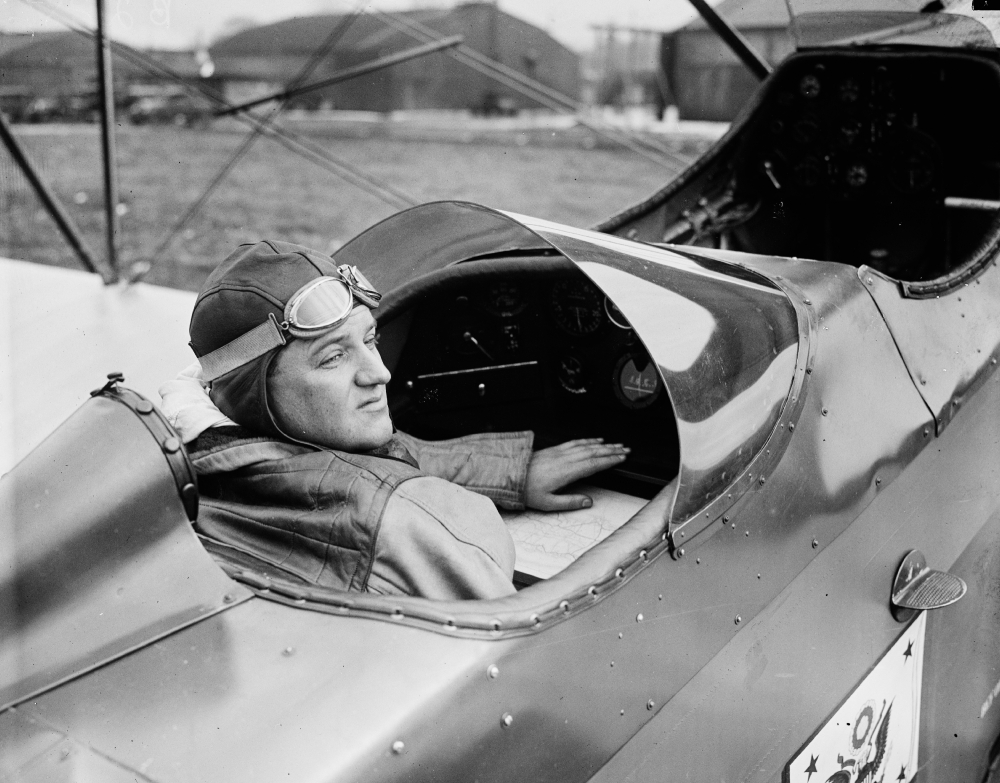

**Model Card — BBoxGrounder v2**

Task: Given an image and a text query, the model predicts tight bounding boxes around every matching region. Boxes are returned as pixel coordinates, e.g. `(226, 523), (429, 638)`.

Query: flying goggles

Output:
(199, 265), (381, 383)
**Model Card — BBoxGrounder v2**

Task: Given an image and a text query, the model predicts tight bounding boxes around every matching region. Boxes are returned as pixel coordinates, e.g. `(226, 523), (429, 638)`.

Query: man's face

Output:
(268, 307), (394, 451)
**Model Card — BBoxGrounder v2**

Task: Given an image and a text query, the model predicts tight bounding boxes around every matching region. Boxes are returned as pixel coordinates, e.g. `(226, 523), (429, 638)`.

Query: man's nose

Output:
(357, 346), (391, 386)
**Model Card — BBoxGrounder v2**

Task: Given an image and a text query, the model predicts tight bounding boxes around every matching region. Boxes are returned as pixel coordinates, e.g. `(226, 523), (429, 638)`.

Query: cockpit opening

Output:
(619, 50), (1000, 286)
(377, 256), (680, 585)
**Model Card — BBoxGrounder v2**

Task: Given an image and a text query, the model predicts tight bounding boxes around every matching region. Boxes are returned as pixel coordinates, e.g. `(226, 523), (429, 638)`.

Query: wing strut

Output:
(685, 0), (773, 81)
(95, 0), (120, 281)
(0, 112), (109, 281)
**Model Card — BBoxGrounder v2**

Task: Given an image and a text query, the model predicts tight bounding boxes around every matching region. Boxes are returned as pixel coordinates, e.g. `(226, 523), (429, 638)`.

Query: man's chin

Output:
(361, 413), (395, 450)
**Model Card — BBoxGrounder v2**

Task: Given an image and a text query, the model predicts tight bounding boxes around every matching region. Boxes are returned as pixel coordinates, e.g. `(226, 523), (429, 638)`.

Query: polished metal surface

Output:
(12, 250), (960, 783)
(0, 390), (248, 711)
(862, 261), (1000, 433)
(512, 215), (800, 524)
(591, 359), (1000, 783)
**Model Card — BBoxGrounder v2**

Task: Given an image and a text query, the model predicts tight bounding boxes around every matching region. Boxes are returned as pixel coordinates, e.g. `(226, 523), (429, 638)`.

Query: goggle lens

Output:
(287, 278), (354, 330)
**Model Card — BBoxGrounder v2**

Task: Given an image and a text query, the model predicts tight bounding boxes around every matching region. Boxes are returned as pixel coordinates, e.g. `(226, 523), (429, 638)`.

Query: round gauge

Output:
(550, 279), (604, 336)
(845, 163), (869, 188)
(613, 354), (662, 410)
(484, 282), (527, 317)
(839, 78), (860, 104)
(799, 73), (821, 99)
(839, 118), (862, 145)
(604, 297), (632, 330)
(792, 115), (820, 145)
(557, 355), (588, 394)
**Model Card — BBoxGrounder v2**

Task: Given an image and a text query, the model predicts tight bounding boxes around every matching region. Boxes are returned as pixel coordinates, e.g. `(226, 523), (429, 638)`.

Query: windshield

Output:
(338, 202), (800, 524)
(786, 0), (1000, 49)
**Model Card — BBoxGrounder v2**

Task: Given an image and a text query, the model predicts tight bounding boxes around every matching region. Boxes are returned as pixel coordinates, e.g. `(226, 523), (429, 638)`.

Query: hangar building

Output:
(0, 31), (201, 118)
(663, 0), (794, 121)
(208, 3), (581, 113)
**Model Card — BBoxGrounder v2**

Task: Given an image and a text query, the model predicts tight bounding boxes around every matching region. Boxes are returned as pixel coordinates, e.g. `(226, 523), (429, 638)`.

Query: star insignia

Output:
(903, 640), (914, 660)
(805, 754), (819, 781)
(897, 764), (907, 781)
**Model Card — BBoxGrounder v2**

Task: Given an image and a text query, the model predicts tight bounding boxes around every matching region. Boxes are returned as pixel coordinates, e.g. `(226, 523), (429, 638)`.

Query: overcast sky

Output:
(1, 0), (704, 52)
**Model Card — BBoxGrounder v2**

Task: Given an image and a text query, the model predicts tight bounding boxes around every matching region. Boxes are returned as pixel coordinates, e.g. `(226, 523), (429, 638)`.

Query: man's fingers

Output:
(560, 452), (629, 482)
(552, 438), (605, 451)
(562, 442), (630, 460)
(566, 445), (630, 466)
(541, 493), (593, 512)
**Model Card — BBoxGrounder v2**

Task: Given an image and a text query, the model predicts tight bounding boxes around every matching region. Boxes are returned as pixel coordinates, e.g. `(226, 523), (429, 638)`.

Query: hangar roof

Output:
(209, 3), (576, 60)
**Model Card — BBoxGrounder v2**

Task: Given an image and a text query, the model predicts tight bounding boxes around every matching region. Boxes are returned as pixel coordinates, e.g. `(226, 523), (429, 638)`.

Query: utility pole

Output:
(95, 0), (120, 282)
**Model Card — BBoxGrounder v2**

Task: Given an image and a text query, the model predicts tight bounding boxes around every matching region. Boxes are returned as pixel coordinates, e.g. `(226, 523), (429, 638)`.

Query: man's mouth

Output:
(359, 397), (386, 410)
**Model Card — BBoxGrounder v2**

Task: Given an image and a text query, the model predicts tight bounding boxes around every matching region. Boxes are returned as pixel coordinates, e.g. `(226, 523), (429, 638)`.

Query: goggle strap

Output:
(199, 312), (287, 383)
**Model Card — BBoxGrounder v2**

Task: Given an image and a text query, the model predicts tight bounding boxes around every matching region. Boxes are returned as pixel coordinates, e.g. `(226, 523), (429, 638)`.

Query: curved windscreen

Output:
(786, 1), (999, 49)
(335, 202), (800, 523)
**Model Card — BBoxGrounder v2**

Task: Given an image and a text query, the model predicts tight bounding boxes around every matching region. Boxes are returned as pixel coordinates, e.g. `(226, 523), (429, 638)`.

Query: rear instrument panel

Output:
(734, 52), (1000, 280)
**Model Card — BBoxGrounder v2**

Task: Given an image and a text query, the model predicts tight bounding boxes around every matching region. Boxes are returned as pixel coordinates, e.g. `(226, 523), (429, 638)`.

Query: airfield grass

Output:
(0, 124), (701, 291)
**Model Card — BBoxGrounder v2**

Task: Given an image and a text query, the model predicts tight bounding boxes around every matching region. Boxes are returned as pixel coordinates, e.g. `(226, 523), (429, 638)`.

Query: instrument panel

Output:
(386, 268), (679, 494)
(732, 52), (1000, 280)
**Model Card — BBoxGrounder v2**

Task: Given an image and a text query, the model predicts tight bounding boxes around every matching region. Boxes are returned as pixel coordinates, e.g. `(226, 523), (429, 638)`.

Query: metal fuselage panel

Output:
(13, 256), (981, 783)
(14, 600), (508, 782)
(589, 364), (1000, 782)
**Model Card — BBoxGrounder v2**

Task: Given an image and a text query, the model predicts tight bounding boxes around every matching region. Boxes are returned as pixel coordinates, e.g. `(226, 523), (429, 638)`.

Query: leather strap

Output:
(198, 313), (286, 382)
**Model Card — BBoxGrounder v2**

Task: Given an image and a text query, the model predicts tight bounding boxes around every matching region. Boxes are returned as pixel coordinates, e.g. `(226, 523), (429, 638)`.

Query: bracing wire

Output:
(365, 7), (694, 170)
(17, 0), (419, 215)
(141, 5), (370, 275)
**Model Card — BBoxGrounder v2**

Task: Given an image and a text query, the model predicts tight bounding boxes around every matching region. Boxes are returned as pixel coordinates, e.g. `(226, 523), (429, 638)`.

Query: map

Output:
(501, 484), (647, 579)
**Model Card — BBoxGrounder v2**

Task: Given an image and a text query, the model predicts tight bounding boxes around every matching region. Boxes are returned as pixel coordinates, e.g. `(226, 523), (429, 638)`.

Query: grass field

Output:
(0, 123), (709, 291)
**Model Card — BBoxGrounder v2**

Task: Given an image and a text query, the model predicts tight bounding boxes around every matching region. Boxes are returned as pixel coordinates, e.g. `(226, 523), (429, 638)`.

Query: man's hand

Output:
(525, 438), (630, 512)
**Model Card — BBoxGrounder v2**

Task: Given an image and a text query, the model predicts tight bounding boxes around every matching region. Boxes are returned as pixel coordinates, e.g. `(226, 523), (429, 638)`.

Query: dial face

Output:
(550, 279), (604, 336)
(557, 355), (587, 394)
(484, 282), (527, 317)
(839, 78), (860, 104)
(845, 163), (869, 188)
(792, 115), (820, 145)
(614, 354), (662, 410)
(799, 73), (821, 99)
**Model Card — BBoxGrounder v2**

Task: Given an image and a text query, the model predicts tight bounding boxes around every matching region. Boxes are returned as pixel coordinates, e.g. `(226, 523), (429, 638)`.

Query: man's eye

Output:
(365, 333), (380, 350)
(319, 352), (344, 367)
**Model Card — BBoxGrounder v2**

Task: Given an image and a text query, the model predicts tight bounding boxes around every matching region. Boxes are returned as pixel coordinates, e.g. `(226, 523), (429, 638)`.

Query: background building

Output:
(586, 25), (667, 114)
(208, 2), (580, 113)
(663, 0), (794, 121)
(0, 30), (201, 120)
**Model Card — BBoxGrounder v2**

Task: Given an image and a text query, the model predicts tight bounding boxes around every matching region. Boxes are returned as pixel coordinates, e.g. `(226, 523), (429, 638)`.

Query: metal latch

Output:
(891, 549), (967, 622)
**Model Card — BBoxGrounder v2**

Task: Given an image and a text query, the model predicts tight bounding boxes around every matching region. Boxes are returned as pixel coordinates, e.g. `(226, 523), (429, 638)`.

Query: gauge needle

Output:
(464, 331), (495, 362)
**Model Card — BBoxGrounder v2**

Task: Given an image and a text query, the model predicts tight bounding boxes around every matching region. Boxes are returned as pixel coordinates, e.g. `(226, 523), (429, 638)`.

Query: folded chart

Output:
(502, 484), (647, 579)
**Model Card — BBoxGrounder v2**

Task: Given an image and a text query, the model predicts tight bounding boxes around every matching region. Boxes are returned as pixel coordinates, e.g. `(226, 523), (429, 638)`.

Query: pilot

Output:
(160, 240), (630, 601)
